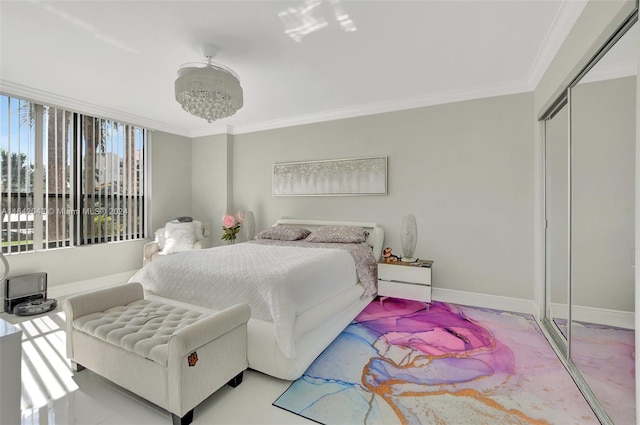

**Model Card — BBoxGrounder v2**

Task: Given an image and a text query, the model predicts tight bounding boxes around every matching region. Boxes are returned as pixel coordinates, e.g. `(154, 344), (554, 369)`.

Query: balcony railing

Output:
(1, 192), (144, 253)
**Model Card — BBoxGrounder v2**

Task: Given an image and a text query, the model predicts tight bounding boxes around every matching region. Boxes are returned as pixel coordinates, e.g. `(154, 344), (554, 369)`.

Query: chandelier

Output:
(175, 46), (243, 123)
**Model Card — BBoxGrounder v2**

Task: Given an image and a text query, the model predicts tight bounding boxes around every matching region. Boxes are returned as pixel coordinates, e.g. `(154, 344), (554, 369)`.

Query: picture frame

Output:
(273, 156), (387, 196)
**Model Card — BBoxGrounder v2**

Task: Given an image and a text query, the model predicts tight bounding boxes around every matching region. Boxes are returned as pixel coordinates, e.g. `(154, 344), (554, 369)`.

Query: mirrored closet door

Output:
(545, 100), (570, 350)
(543, 16), (637, 425)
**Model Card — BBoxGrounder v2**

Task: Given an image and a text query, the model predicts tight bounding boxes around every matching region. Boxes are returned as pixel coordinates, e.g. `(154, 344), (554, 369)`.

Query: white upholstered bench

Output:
(63, 282), (250, 425)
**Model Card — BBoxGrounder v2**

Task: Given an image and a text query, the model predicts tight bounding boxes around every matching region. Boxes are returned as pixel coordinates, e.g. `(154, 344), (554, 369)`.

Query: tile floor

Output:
(9, 309), (310, 425)
(5, 305), (624, 425)
(22, 368), (309, 425)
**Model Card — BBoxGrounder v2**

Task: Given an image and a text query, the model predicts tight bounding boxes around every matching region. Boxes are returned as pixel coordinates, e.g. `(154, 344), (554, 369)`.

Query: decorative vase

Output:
(400, 213), (417, 262)
(243, 211), (256, 241)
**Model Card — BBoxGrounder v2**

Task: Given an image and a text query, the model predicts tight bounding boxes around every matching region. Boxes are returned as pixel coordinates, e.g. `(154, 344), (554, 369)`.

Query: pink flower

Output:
(222, 214), (236, 228)
(236, 211), (244, 224)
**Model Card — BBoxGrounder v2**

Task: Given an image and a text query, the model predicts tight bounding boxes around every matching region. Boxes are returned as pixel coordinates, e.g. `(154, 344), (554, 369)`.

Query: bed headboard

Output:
(274, 218), (385, 261)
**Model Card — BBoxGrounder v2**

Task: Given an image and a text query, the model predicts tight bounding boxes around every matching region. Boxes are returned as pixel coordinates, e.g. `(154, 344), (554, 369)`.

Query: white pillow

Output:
(162, 222), (197, 254)
(154, 227), (166, 249)
(193, 220), (205, 241)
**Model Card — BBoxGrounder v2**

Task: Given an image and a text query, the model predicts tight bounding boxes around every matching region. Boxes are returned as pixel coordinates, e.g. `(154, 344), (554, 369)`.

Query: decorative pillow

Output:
(162, 222), (197, 254)
(306, 226), (369, 243)
(192, 220), (206, 241)
(154, 227), (166, 249)
(255, 226), (311, 241)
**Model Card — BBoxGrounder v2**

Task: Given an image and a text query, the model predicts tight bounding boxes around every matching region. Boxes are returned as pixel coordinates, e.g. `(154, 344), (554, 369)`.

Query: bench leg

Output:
(171, 409), (193, 425)
(71, 361), (85, 372)
(168, 372), (242, 425)
(227, 371), (243, 388)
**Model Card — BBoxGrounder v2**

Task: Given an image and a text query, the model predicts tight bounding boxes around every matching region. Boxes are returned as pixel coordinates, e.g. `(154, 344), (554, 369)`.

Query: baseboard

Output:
(17, 274), (632, 330)
(550, 302), (634, 330)
(47, 270), (139, 301)
(432, 287), (538, 317)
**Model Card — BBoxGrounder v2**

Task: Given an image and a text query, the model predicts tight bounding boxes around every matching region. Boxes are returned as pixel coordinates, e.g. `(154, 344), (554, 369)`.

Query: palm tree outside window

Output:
(0, 95), (147, 253)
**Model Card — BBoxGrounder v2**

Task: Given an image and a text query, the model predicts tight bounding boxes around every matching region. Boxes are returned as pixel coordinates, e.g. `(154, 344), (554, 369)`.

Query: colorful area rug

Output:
(274, 299), (598, 425)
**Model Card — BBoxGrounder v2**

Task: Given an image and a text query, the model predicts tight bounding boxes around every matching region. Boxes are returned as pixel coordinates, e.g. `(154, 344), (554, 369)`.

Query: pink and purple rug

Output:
(274, 299), (598, 425)
(570, 321), (635, 425)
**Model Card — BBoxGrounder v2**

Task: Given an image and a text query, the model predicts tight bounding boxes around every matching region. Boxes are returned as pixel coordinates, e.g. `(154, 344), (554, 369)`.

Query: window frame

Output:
(0, 94), (148, 253)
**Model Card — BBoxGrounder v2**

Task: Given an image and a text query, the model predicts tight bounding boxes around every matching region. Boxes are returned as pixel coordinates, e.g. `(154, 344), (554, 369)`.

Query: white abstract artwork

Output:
(273, 156), (387, 196)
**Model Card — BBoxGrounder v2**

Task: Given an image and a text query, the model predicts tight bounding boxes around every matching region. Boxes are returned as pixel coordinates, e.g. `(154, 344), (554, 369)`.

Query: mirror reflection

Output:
(570, 21), (637, 425)
(545, 102), (570, 342)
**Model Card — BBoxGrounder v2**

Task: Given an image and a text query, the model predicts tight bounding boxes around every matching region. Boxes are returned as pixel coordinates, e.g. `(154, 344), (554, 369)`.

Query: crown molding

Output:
(229, 80), (530, 136)
(525, 0), (589, 90)
(0, 80), (192, 137)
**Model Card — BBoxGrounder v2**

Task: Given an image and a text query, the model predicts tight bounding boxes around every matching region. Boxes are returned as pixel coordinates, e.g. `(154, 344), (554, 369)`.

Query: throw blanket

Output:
(129, 243), (360, 358)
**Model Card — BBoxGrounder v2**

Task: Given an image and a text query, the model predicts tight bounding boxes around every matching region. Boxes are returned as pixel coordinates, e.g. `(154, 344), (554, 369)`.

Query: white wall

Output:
(191, 133), (231, 242)
(10, 91), (536, 304)
(226, 93), (535, 301)
(148, 131), (193, 232)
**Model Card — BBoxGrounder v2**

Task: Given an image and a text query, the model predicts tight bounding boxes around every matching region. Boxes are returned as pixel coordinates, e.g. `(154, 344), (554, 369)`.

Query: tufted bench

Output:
(63, 282), (250, 425)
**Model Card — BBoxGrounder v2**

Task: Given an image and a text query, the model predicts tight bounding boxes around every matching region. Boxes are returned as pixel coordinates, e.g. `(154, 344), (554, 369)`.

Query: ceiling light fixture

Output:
(175, 45), (243, 123)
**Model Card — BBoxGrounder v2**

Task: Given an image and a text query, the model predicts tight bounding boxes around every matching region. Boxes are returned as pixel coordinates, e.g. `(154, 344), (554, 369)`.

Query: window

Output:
(0, 95), (147, 253)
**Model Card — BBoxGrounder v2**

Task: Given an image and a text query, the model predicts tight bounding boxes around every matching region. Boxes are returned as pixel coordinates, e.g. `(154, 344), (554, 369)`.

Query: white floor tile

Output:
(12, 310), (312, 425)
(21, 369), (311, 425)
(192, 370), (312, 425)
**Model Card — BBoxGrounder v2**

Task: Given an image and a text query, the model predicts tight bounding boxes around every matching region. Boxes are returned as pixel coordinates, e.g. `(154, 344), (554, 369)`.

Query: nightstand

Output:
(377, 259), (433, 303)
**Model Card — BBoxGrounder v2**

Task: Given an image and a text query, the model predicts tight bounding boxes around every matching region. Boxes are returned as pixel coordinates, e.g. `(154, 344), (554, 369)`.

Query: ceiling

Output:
(0, 1), (591, 138)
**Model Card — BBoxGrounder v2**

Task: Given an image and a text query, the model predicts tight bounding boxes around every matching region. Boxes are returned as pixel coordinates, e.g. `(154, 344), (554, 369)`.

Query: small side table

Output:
(377, 259), (433, 303)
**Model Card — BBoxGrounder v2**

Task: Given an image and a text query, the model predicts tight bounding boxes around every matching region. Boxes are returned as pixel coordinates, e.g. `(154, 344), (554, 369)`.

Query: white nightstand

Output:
(377, 259), (433, 303)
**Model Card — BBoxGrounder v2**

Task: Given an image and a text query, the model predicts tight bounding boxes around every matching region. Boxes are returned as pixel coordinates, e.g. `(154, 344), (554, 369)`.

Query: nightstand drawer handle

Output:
(381, 279), (428, 286)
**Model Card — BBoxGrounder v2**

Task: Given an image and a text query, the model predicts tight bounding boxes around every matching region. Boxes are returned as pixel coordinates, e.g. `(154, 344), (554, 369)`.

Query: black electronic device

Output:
(14, 298), (57, 316)
(4, 272), (51, 314)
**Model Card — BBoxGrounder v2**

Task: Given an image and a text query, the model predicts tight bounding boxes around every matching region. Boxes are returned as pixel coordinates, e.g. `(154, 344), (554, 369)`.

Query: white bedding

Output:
(128, 243), (358, 358)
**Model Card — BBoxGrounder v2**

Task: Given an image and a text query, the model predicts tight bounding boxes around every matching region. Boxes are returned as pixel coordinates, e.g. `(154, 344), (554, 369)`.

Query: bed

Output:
(128, 219), (384, 380)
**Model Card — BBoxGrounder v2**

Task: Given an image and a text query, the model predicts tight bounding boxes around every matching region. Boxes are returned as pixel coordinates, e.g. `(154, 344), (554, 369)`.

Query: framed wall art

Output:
(273, 156), (387, 196)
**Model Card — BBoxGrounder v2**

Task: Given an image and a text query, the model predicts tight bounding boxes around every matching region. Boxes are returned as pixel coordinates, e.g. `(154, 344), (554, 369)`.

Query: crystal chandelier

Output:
(175, 46), (243, 123)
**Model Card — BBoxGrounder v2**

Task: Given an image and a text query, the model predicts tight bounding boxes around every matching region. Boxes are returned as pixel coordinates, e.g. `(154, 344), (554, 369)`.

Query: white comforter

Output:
(129, 243), (358, 358)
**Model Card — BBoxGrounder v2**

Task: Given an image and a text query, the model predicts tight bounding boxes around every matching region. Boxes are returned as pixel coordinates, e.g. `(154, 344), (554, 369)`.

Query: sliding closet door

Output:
(569, 22), (637, 425)
(545, 100), (570, 347)
(541, 7), (637, 425)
